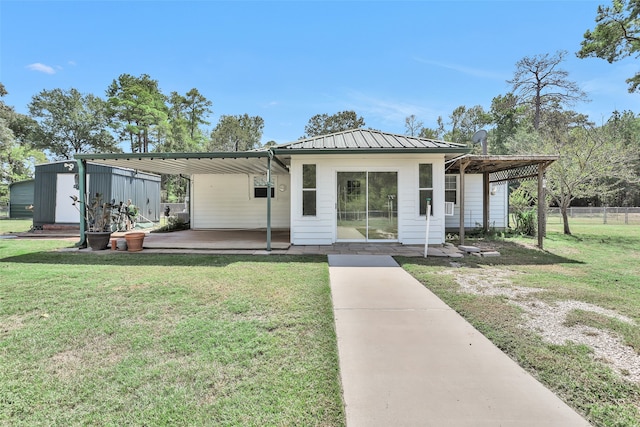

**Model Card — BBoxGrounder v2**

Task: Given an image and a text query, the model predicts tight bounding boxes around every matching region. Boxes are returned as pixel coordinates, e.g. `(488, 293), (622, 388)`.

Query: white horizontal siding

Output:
(444, 175), (509, 229)
(191, 174), (290, 229)
(290, 154), (446, 245)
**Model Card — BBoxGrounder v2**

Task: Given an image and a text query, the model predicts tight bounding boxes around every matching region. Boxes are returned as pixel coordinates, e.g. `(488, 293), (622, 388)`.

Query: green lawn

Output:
(401, 220), (640, 427)
(4, 217), (640, 426)
(0, 239), (345, 426)
(0, 218), (32, 234)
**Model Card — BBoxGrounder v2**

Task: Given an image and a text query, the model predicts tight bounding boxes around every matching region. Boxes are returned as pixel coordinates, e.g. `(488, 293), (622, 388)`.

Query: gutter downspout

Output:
(76, 159), (88, 248)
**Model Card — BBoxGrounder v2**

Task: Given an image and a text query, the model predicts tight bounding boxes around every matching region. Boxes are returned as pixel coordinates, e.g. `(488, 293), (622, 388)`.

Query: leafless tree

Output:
(508, 51), (588, 130)
(404, 114), (423, 136)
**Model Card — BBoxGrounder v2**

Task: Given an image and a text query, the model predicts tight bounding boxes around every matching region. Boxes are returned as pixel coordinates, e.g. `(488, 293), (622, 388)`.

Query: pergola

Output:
(446, 155), (558, 248)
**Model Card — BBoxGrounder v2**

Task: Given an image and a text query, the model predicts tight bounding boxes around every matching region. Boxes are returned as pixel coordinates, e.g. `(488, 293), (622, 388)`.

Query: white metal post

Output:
(424, 198), (431, 258)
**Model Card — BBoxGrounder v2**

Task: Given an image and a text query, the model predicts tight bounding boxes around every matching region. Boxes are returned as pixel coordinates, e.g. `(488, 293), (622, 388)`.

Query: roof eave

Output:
(74, 151), (271, 161)
(272, 147), (471, 155)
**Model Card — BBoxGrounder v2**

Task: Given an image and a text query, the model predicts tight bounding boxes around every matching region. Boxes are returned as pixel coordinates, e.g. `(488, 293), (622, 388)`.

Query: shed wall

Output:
(9, 180), (34, 219)
(33, 162), (161, 227)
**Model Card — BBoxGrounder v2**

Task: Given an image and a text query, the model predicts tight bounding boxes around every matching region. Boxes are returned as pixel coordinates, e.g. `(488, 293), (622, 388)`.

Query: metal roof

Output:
(273, 129), (469, 153)
(74, 151), (289, 176)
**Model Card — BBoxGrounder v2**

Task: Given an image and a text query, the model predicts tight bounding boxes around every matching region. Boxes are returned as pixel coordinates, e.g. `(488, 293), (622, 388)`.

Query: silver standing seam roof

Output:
(273, 128), (469, 152)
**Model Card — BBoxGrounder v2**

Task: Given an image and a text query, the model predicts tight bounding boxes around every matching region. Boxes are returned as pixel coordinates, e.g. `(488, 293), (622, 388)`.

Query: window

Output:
(445, 175), (457, 204)
(254, 175), (275, 198)
(419, 164), (433, 216)
(302, 164), (316, 216)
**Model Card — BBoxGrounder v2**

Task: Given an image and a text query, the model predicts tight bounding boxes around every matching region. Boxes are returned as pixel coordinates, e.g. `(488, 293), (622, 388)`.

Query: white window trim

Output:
(251, 174), (277, 199)
(445, 174), (459, 205)
(301, 164), (317, 217)
(418, 163), (434, 217)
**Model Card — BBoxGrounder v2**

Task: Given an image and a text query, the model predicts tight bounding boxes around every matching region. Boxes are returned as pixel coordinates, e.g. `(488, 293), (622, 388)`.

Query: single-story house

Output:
(33, 161), (161, 230)
(75, 129), (556, 248)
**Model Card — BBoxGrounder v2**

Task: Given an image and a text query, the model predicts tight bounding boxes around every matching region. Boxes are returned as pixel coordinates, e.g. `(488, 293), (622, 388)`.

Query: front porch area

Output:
(127, 229), (463, 257)
(141, 229), (291, 250)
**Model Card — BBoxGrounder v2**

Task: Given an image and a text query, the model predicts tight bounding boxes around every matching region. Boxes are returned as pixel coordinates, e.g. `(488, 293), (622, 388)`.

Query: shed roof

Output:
(273, 129), (469, 154)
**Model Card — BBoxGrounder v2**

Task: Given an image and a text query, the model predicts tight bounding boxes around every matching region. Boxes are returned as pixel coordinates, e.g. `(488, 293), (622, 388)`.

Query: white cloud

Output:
(345, 91), (444, 130)
(26, 63), (56, 74)
(413, 57), (507, 81)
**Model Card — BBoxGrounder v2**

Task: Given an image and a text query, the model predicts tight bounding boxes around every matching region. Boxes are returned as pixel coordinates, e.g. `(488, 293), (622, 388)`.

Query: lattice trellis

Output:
(490, 164), (541, 183)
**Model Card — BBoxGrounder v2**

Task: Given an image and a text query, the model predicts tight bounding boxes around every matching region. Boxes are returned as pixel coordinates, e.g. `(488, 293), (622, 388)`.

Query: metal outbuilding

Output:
(8, 179), (35, 219)
(33, 161), (161, 229)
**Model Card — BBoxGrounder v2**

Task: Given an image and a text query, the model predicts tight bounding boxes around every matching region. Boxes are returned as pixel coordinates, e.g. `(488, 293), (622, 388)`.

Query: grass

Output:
(0, 219), (32, 234)
(4, 216), (640, 426)
(0, 239), (345, 426)
(400, 219), (640, 427)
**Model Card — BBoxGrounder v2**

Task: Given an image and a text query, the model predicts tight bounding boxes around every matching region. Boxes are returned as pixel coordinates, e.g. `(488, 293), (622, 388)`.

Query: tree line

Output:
(1, 0), (638, 232)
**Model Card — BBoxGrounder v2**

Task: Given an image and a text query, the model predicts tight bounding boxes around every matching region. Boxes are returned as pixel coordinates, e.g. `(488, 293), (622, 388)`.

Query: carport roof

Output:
(74, 151), (289, 176)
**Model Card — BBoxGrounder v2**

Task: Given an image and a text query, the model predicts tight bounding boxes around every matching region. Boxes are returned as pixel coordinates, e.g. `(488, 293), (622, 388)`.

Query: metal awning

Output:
(74, 151), (289, 176)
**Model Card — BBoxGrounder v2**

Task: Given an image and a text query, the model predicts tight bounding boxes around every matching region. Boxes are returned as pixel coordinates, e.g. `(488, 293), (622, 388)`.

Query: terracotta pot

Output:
(86, 231), (112, 251)
(125, 232), (145, 252)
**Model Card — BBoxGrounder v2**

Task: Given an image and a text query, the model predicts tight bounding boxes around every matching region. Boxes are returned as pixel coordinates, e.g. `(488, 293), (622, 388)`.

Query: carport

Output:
(74, 150), (289, 251)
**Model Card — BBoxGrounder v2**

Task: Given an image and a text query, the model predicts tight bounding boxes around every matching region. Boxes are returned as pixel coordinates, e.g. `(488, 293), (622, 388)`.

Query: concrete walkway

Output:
(328, 254), (590, 427)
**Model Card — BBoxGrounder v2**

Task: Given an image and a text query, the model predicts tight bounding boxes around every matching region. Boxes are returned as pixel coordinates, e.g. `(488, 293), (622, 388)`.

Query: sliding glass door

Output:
(336, 171), (397, 241)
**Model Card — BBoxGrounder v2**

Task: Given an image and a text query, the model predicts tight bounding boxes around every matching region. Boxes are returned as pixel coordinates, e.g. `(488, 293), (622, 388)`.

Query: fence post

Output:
(603, 206), (607, 224)
(625, 207), (629, 225)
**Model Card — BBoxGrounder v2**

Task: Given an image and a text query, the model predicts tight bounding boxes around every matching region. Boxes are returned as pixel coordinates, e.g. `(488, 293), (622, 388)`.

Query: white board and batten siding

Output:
(443, 175), (509, 230)
(191, 174), (291, 229)
(289, 154), (448, 245)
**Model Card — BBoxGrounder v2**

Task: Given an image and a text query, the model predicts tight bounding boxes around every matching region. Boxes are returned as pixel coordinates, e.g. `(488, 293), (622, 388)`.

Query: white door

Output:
(55, 174), (85, 223)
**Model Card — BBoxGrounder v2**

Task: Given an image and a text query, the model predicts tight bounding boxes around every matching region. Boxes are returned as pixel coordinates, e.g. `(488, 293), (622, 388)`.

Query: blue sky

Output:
(1, 0), (638, 146)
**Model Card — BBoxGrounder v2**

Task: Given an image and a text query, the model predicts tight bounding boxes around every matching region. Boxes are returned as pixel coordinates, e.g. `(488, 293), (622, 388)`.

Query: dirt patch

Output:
(47, 336), (125, 379)
(448, 267), (640, 383)
(1, 314), (27, 336)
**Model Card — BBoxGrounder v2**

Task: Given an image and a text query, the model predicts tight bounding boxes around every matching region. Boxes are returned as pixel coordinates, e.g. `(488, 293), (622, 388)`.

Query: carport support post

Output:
(76, 159), (88, 248)
(266, 155), (272, 252)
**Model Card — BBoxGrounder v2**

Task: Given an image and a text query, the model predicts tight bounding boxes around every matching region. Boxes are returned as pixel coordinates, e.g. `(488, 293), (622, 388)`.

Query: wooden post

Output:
(537, 165), (545, 249)
(483, 171), (490, 233)
(459, 160), (468, 245)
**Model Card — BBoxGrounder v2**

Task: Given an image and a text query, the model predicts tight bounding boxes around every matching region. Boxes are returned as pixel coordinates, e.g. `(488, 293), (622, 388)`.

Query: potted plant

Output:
(71, 193), (115, 250)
